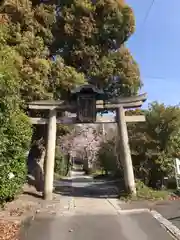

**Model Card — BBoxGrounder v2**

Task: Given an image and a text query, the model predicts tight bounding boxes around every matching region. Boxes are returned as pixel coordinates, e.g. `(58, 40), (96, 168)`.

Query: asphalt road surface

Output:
(118, 193), (180, 231)
(22, 171), (174, 240)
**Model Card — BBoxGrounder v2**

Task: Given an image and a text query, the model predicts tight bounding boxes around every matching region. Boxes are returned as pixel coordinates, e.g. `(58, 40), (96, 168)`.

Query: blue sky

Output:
(126, 0), (180, 108)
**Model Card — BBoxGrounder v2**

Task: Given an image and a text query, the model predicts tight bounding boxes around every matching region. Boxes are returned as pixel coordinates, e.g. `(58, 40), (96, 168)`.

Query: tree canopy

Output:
(0, 1), (86, 102)
(0, 0), (142, 101)
(51, 0), (142, 96)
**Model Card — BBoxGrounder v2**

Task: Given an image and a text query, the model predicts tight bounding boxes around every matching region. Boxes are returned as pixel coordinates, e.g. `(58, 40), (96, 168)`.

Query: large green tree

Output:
(1, 0), (141, 99)
(128, 103), (180, 187)
(51, 0), (142, 97)
(1, 0), (85, 101)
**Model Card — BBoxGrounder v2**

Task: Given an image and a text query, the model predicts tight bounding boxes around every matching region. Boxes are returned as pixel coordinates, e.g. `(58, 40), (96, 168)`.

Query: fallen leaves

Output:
(0, 220), (20, 240)
(169, 196), (180, 201)
(0, 185), (62, 240)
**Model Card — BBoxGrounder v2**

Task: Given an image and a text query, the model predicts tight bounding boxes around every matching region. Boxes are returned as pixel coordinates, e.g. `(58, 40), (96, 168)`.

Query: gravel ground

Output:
(0, 220), (20, 240)
(0, 184), (64, 240)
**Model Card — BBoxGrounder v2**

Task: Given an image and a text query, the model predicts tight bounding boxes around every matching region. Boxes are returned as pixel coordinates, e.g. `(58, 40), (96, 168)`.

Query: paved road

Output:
(153, 200), (180, 230)
(22, 171), (174, 240)
(118, 196), (180, 230)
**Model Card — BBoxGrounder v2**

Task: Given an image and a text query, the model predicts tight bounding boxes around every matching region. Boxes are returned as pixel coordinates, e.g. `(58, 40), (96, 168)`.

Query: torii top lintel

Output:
(28, 93), (147, 110)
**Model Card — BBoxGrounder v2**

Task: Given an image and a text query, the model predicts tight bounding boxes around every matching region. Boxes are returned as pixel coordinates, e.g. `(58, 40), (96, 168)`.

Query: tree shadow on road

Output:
(168, 216), (180, 221)
(54, 177), (122, 199)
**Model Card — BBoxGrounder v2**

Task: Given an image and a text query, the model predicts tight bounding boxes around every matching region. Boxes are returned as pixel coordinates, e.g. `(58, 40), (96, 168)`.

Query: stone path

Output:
(21, 172), (175, 240)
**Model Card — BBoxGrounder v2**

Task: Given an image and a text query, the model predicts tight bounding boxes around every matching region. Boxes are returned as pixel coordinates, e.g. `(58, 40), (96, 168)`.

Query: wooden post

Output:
(43, 108), (57, 200)
(117, 106), (136, 195)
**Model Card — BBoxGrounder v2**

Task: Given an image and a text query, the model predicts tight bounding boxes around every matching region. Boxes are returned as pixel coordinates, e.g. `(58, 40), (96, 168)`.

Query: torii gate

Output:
(28, 85), (147, 200)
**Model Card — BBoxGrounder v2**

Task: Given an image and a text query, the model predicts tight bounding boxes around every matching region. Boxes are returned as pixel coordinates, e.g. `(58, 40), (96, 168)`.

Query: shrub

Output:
(54, 148), (68, 177)
(0, 46), (32, 204)
(0, 105), (32, 203)
(96, 139), (119, 175)
(128, 103), (180, 188)
(0, 102), (32, 203)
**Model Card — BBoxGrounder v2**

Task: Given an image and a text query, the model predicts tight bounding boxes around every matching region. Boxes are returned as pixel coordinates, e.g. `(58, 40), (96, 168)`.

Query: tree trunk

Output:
(66, 153), (71, 176)
(83, 157), (89, 174)
(27, 125), (47, 192)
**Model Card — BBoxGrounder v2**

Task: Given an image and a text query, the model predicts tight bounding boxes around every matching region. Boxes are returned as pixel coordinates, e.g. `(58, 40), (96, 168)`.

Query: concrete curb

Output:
(151, 210), (180, 240)
(106, 198), (180, 239)
(118, 208), (149, 214)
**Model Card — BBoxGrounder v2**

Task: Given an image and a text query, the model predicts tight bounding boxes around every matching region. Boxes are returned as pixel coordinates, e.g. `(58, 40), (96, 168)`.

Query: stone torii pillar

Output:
(117, 106), (136, 195)
(112, 94), (147, 195)
(44, 108), (57, 200)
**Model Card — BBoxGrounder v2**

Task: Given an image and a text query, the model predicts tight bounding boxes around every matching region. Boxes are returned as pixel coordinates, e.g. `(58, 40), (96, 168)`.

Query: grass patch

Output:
(91, 170), (119, 179)
(91, 170), (104, 178)
(120, 180), (170, 202)
(54, 173), (64, 180)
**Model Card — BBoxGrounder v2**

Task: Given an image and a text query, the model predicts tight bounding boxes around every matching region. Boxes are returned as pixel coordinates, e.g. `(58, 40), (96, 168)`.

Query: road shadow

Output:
(54, 177), (122, 199)
(168, 216), (180, 221)
(23, 191), (43, 199)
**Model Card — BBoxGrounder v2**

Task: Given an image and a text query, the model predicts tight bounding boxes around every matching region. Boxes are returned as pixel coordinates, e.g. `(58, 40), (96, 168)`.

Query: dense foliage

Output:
(97, 139), (119, 175)
(97, 103), (180, 189)
(129, 102), (180, 188)
(52, 0), (141, 97)
(0, 43), (32, 203)
(0, 12), (85, 101)
(54, 148), (69, 177)
(1, 0), (141, 100)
